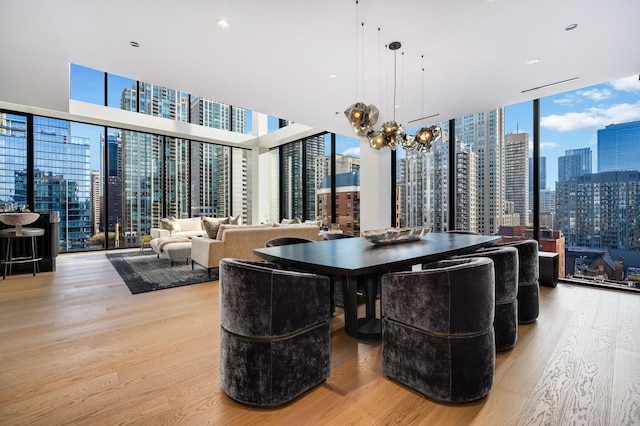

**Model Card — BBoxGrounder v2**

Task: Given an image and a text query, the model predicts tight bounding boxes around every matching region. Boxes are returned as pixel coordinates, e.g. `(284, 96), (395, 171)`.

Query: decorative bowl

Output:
(362, 226), (431, 245)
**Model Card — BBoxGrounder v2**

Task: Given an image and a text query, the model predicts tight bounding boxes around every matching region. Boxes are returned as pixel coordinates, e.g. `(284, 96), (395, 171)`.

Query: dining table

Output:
(253, 231), (501, 340)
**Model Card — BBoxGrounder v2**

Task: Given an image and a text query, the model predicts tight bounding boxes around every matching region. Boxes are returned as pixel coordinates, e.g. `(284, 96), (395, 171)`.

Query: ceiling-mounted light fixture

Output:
(217, 19), (230, 29)
(344, 41), (441, 154)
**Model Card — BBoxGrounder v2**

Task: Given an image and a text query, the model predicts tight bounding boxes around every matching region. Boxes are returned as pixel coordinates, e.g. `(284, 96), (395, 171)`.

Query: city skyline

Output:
(71, 64), (640, 189)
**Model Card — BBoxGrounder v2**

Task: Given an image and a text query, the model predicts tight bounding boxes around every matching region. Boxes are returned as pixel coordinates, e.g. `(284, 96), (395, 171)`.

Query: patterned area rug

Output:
(106, 250), (218, 294)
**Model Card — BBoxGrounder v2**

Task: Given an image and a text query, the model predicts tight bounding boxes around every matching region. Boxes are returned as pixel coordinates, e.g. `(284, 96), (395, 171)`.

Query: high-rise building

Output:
(90, 170), (100, 235)
(597, 120), (640, 173)
(315, 154), (360, 192)
(529, 156), (547, 191)
(455, 109), (505, 235)
(505, 133), (529, 226)
(398, 154), (431, 228)
(280, 135), (324, 220)
(558, 148), (592, 182)
(429, 135), (449, 232)
(32, 118), (91, 251)
(317, 172), (360, 235)
(103, 132), (122, 234)
(190, 97), (248, 219)
(454, 142), (478, 233)
(556, 171), (640, 250)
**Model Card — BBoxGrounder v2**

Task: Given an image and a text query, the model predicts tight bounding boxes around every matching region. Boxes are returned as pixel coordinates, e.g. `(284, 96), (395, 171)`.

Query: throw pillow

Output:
(202, 217), (229, 239)
(160, 218), (180, 232)
(281, 218), (294, 225)
(228, 215), (242, 225)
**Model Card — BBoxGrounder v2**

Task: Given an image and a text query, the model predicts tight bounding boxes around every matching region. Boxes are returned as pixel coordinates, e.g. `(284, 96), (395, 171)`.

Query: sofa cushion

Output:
(216, 223), (273, 241)
(177, 217), (202, 232)
(160, 218), (181, 232)
(203, 217), (230, 238)
(280, 218), (301, 225)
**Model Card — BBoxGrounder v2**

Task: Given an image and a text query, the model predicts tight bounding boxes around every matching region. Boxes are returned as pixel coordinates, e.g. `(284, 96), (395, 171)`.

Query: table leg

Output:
(343, 273), (381, 340)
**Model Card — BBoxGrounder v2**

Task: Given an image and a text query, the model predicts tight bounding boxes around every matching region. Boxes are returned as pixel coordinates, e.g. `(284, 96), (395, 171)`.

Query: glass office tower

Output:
(558, 148), (592, 182)
(597, 121), (640, 173)
(556, 171), (640, 250)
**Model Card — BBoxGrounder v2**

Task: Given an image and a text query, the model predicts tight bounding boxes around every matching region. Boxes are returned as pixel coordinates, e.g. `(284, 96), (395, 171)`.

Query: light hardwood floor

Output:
(1, 250), (639, 425)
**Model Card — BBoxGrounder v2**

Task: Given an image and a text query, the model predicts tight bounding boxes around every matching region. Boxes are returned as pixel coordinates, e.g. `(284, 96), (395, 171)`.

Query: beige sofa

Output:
(191, 223), (321, 277)
(150, 216), (239, 239)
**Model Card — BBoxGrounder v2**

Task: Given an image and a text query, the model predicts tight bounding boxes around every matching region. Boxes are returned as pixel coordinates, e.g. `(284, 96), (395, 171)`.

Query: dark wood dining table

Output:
(253, 231), (501, 340)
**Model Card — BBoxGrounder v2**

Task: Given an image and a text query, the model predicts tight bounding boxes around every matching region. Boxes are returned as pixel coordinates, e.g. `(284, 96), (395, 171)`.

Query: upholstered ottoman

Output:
(150, 237), (191, 266)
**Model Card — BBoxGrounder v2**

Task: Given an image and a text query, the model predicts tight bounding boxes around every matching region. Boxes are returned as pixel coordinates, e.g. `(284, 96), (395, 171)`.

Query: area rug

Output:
(106, 251), (218, 294)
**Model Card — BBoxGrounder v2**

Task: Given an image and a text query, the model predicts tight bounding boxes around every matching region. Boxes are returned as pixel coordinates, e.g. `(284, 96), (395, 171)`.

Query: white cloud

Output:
(610, 75), (640, 93)
(528, 141), (560, 151)
(342, 146), (360, 156)
(554, 96), (577, 106)
(578, 88), (612, 101)
(540, 142), (560, 149)
(541, 101), (640, 131)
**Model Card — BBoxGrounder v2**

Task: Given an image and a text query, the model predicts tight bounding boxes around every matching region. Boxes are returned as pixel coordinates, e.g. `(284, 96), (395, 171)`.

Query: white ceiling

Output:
(2, 0), (640, 139)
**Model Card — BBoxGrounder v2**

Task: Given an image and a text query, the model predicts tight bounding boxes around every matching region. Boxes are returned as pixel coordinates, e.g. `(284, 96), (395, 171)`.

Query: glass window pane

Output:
(231, 147), (252, 224)
(105, 129), (123, 248)
(190, 141), (229, 218)
(0, 112), (27, 209)
(70, 64), (105, 105)
(165, 137), (190, 218)
(108, 73), (137, 110)
(120, 130), (164, 246)
(280, 141), (303, 220)
(544, 76), (640, 285)
(33, 117), (99, 252)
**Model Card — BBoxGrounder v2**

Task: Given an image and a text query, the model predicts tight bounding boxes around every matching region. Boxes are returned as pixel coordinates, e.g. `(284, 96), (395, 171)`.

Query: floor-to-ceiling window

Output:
(0, 112), (27, 211)
(540, 77), (640, 286)
(274, 132), (361, 233)
(395, 75), (640, 289)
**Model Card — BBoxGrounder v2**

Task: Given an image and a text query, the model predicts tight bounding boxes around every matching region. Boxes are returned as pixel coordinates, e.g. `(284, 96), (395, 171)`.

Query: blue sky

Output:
(337, 75), (640, 188)
(505, 75), (640, 187)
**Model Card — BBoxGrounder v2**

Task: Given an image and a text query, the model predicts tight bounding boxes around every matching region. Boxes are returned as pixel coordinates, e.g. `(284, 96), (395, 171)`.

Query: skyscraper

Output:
(558, 148), (592, 182)
(597, 120), (640, 173)
(455, 109), (505, 235)
(280, 135), (324, 220)
(529, 156), (547, 192)
(505, 133), (529, 226)
(556, 171), (640, 250)
(190, 97), (248, 218)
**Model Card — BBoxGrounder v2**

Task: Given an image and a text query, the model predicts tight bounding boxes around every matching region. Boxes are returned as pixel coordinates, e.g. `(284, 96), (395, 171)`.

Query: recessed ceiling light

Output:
(565, 23), (578, 31)
(526, 58), (540, 65)
(217, 19), (230, 29)
(129, 41), (140, 48)
(328, 73), (338, 79)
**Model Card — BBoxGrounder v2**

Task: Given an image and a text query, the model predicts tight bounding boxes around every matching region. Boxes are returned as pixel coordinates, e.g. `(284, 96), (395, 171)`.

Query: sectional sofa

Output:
(191, 223), (321, 278)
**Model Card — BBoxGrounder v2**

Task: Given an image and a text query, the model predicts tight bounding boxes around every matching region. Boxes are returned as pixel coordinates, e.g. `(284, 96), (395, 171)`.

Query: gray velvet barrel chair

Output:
(454, 245), (519, 351)
(265, 236), (315, 247)
(381, 257), (496, 403)
(218, 258), (331, 407)
(500, 239), (540, 323)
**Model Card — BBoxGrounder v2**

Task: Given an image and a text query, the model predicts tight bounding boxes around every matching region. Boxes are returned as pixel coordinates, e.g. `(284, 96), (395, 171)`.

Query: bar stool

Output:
(0, 212), (44, 279)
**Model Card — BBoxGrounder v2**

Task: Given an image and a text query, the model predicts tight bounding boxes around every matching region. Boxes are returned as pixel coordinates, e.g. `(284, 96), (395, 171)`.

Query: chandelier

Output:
(344, 41), (441, 154)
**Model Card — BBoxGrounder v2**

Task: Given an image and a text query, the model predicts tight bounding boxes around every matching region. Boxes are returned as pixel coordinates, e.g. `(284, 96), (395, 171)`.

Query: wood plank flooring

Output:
(1, 250), (639, 425)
